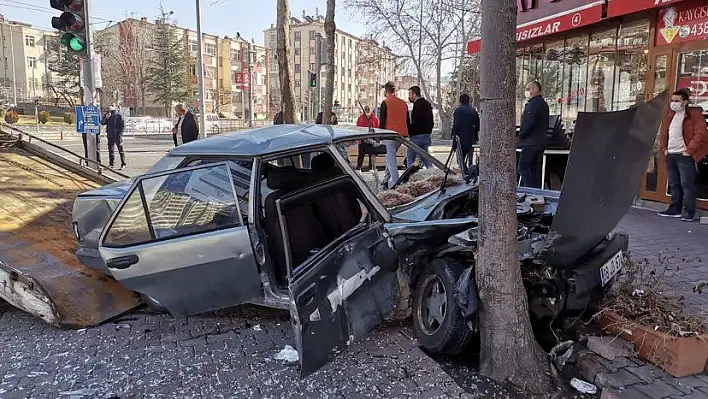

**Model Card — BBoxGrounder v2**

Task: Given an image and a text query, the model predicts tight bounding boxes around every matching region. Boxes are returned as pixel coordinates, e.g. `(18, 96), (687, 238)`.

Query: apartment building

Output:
(218, 36), (269, 120)
(0, 17), (57, 104)
(264, 11), (396, 121)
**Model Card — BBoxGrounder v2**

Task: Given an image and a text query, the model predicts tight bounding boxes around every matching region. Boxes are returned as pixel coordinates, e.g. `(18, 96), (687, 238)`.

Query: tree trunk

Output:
(276, 0), (297, 124)
(321, 0), (336, 125)
(476, 0), (554, 394)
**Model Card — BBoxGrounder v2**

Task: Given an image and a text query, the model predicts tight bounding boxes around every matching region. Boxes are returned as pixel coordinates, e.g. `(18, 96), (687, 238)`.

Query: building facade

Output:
(466, 0), (708, 211)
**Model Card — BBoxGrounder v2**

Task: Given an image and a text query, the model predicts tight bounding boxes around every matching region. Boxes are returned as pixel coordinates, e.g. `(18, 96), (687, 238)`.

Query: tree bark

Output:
(321, 0), (336, 125)
(276, 0), (297, 124)
(476, 0), (554, 394)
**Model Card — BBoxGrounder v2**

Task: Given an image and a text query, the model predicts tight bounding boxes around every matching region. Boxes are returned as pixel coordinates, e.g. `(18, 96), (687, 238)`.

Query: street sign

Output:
(75, 105), (100, 134)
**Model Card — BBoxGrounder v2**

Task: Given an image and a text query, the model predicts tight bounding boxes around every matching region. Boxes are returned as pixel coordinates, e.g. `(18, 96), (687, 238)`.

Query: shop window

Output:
(516, 48), (528, 124)
(653, 55), (669, 97)
(562, 36), (589, 130)
(587, 29), (617, 113)
(644, 53), (669, 194)
(676, 49), (708, 201)
(542, 41), (565, 116)
(613, 21), (650, 110)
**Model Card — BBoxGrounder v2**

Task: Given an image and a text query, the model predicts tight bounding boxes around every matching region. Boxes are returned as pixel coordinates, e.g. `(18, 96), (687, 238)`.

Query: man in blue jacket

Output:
(451, 93), (480, 177)
(100, 105), (126, 170)
(518, 81), (549, 188)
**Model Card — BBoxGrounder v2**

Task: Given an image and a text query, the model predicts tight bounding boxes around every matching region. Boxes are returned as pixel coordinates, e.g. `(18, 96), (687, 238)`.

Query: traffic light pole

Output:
(195, 0), (208, 139)
(82, 0), (97, 166)
(247, 41), (254, 128)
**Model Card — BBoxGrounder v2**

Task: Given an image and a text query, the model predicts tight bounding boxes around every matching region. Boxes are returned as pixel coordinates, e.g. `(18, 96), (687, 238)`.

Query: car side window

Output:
(103, 163), (244, 248)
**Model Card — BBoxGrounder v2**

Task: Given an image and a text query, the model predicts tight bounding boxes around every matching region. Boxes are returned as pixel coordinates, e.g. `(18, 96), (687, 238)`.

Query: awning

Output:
(466, 1), (604, 54)
(606, 0), (685, 19)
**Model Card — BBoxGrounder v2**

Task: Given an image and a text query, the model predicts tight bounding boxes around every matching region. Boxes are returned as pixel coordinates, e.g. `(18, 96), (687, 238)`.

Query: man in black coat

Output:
(451, 93), (480, 177)
(407, 85), (434, 168)
(173, 104), (199, 146)
(100, 105), (126, 169)
(518, 81), (549, 188)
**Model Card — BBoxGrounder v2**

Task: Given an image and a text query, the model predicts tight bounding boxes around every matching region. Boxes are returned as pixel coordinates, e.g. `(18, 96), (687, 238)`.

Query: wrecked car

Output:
(72, 95), (663, 376)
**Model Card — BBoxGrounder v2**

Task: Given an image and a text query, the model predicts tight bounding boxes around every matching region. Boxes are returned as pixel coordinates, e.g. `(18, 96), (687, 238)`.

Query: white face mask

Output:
(524, 90), (532, 100)
(670, 102), (684, 112)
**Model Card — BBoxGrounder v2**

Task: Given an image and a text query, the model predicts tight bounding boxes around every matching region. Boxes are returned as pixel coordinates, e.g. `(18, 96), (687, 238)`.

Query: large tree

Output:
(276, 0), (297, 123)
(44, 35), (82, 108)
(476, 0), (554, 394)
(321, 0), (336, 124)
(145, 7), (193, 116)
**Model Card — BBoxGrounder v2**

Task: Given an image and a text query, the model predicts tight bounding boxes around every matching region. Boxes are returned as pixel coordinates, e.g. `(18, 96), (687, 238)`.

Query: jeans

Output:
(107, 134), (126, 167)
(666, 153), (698, 217)
(406, 134), (432, 168)
(382, 140), (401, 188)
(518, 147), (543, 188)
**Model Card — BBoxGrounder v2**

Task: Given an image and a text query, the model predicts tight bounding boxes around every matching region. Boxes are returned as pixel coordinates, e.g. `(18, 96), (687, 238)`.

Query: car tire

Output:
(412, 258), (473, 355)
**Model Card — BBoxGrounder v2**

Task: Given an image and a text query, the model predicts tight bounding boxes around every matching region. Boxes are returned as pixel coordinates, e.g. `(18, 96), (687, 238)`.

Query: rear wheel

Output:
(412, 258), (473, 355)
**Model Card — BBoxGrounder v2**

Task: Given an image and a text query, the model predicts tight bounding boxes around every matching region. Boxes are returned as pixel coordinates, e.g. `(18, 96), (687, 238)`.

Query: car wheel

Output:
(412, 258), (473, 355)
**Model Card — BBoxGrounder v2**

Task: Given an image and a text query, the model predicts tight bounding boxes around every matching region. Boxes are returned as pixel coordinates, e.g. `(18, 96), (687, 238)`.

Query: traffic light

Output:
(50, 0), (87, 55)
(333, 100), (340, 111)
(309, 72), (317, 88)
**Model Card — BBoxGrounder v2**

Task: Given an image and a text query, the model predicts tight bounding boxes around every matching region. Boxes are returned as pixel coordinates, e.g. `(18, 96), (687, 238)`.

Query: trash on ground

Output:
(253, 324), (262, 331)
(570, 378), (597, 394)
(274, 345), (299, 363)
(549, 340), (575, 370)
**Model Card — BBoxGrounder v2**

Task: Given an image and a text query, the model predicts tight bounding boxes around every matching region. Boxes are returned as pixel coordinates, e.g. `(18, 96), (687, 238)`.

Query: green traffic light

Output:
(69, 36), (85, 52)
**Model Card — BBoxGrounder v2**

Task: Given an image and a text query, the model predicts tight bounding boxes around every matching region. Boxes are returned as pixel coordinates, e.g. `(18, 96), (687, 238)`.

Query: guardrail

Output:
(1, 123), (130, 183)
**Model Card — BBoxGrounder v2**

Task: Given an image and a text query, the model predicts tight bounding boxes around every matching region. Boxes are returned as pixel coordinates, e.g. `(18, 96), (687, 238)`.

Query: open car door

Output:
(277, 176), (399, 377)
(98, 161), (262, 316)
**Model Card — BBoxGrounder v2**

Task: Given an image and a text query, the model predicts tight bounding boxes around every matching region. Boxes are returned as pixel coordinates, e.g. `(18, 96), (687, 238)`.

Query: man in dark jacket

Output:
(451, 93), (480, 177)
(273, 110), (284, 125)
(407, 86), (434, 168)
(173, 104), (199, 146)
(100, 105), (126, 169)
(518, 81), (549, 188)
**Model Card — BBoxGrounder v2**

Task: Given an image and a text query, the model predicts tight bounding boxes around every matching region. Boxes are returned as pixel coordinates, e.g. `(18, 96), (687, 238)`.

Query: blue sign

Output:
(75, 106), (100, 134)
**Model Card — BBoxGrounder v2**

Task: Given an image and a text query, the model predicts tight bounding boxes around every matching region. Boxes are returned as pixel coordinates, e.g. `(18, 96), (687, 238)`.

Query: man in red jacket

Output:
(658, 90), (708, 222)
(355, 105), (380, 171)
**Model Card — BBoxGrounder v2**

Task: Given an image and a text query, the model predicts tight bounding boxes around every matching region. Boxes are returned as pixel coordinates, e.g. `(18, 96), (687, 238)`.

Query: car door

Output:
(277, 177), (400, 377)
(98, 161), (262, 316)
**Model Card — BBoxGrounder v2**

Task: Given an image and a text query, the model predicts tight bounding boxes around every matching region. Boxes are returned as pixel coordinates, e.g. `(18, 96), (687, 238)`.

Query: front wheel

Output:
(412, 258), (473, 355)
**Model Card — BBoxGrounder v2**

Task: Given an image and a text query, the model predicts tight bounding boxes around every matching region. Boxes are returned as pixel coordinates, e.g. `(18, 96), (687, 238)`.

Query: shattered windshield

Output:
(335, 136), (462, 209)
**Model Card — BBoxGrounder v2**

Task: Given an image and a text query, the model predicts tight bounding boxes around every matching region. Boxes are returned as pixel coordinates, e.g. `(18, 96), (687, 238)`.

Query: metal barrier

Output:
(1, 123), (130, 183)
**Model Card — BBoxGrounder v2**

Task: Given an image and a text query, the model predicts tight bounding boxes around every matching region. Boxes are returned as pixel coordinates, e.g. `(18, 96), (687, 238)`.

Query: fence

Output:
(122, 117), (273, 136)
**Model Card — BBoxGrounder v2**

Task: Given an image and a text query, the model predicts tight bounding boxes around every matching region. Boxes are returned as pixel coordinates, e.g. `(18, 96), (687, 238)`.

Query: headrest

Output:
(265, 166), (313, 190)
(311, 153), (335, 172)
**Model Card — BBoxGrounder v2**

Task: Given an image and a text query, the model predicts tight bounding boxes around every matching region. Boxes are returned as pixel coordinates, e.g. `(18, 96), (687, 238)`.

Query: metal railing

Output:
(1, 123), (130, 182)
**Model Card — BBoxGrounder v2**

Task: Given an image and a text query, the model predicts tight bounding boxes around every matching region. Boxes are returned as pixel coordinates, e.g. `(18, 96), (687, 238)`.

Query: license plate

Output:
(600, 251), (623, 287)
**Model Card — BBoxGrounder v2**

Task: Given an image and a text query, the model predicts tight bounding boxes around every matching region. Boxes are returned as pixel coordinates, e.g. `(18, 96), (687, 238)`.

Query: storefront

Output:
(467, 0), (708, 211)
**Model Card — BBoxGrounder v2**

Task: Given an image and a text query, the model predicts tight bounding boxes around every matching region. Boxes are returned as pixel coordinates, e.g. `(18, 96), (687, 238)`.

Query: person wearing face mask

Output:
(517, 81), (550, 188)
(172, 103), (199, 146)
(657, 90), (708, 222)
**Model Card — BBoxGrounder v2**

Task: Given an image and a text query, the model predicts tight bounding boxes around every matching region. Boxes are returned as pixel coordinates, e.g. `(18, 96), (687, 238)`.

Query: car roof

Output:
(169, 124), (399, 157)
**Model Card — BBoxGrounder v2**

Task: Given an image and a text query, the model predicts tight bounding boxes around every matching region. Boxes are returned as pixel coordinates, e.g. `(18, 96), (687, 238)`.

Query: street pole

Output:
(315, 34), (323, 117)
(8, 24), (17, 105)
(247, 41), (254, 128)
(83, 0), (98, 166)
(195, 0), (207, 138)
(417, 0), (423, 87)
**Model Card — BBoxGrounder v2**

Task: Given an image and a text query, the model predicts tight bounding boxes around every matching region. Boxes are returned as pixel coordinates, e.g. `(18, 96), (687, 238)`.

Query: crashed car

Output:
(72, 97), (662, 376)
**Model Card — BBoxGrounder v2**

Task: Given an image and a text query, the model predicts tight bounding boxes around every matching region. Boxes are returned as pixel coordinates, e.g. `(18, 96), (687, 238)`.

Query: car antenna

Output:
(356, 100), (375, 133)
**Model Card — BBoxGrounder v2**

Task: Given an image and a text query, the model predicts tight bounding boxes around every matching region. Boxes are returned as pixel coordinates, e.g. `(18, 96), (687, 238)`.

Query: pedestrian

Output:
(406, 85), (434, 168)
(273, 110), (284, 125)
(100, 105), (126, 170)
(657, 90), (708, 222)
(451, 93), (480, 177)
(315, 111), (338, 125)
(356, 105), (380, 171)
(379, 81), (410, 189)
(172, 103), (199, 146)
(517, 81), (549, 188)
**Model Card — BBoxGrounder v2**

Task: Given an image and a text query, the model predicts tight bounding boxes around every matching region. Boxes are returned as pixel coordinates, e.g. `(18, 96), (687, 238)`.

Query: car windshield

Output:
(335, 135), (463, 209)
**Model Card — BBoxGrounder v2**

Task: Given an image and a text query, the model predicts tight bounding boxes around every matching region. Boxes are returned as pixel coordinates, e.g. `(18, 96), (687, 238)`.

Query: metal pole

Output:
(195, 0), (207, 138)
(417, 0), (423, 87)
(247, 41), (253, 128)
(8, 24), (17, 105)
(35, 100), (39, 135)
(83, 0), (98, 165)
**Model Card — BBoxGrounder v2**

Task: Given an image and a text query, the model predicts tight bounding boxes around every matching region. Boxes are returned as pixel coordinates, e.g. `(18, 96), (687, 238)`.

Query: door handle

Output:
(107, 255), (139, 270)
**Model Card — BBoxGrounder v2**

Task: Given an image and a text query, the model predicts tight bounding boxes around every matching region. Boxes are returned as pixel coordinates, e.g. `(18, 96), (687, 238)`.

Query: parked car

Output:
(71, 105), (659, 376)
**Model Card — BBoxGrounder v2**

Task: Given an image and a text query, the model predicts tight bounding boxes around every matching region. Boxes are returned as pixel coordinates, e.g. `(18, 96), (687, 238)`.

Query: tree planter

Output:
(596, 310), (708, 377)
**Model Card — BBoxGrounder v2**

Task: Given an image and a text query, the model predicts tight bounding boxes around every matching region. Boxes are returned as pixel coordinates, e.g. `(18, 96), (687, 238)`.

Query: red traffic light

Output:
(50, 0), (83, 11)
(53, 12), (83, 32)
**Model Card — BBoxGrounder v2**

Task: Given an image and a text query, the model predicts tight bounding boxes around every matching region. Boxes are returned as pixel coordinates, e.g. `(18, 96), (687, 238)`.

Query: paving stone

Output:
(635, 379), (685, 399)
(600, 388), (652, 399)
(588, 336), (636, 360)
(596, 369), (645, 389)
(577, 350), (611, 383)
(662, 376), (704, 394)
(673, 391), (708, 399)
(626, 364), (671, 383)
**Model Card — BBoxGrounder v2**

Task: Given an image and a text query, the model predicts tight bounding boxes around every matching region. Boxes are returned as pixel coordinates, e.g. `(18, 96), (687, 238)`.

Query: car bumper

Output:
(563, 232), (629, 313)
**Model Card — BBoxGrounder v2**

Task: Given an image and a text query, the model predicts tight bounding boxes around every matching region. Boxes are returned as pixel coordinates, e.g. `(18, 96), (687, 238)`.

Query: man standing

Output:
(379, 82), (410, 189)
(517, 81), (549, 188)
(407, 86), (434, 168)
(451, 93), (480, 177)
(172, 104), (199, 146)
(658, 90), (708, 221)
(100, 105), (126, 170)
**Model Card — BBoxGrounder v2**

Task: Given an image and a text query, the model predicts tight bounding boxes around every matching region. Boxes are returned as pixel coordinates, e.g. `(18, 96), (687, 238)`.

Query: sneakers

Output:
(681, 213), (695, 222)
(120, 163), (126, 170)
(657, 209), (681, 218)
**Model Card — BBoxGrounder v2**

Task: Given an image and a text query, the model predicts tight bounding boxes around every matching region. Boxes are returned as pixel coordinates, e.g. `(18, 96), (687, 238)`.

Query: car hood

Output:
(78, 179), (133, 199)
(541, 91), (667, 265)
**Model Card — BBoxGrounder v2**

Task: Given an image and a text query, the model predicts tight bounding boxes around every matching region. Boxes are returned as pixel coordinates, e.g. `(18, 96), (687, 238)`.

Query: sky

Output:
(0, 0), (366, 46)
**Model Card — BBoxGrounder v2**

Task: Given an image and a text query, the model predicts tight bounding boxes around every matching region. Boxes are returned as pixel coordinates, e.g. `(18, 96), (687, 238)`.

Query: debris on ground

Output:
(253, 324), (262, 331)
(570, 378), (597, 394)
(549, 340), (575, 370)
(273, 345), (299, 363)
(586, 336), (634, 360)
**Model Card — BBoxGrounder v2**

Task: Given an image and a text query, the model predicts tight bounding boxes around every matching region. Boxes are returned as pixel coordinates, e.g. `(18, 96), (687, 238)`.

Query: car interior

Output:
(258, 152), (372, 286)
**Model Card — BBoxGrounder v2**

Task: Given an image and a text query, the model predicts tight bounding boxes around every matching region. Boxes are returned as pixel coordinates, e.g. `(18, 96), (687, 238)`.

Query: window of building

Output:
(27, 57), (36, 68)
(205, 43), (216, 56)
(25, 35), (35, 47)
(542, 40), (565, 116)
(295, 64), (301, 73)
(190, 65), (197, 76)
(295, 48), (300, 56)
(231, 49), (241, 60)
(310, 63), (315, 71)
(205, 66), (216, 78)
(587, 29), (617, 113)
(613, 21), (649, 111)
(309, 30), (316, 40)
(190, 39), (199, 53)
(295, 79), (301, 88)
(294, 31), (301, 41)
(562, 36), (589, 129)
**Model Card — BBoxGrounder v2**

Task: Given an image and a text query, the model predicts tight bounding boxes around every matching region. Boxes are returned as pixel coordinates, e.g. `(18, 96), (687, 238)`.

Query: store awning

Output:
(466, 1), (604, 54)
(606, 0), (685, 19)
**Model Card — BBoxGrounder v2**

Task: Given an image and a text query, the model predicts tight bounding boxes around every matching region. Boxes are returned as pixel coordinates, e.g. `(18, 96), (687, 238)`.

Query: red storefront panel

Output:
(677, 76), (708, 102)
(607, 0), (685, 18)
(656, 0), (708, 46)
(467, 1), (604, 54)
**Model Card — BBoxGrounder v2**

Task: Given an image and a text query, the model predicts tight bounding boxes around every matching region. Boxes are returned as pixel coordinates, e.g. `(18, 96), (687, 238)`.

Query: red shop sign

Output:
(656, 1), (708, 46)
(607, 0), (685, 19)
(677, 76), (708, 101)
(467, 1), (603, 54)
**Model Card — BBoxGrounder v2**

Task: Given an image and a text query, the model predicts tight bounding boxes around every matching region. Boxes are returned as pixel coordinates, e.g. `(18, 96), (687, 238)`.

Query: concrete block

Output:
(700, 216), (708, 225)
(587, 336), (636, 360)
